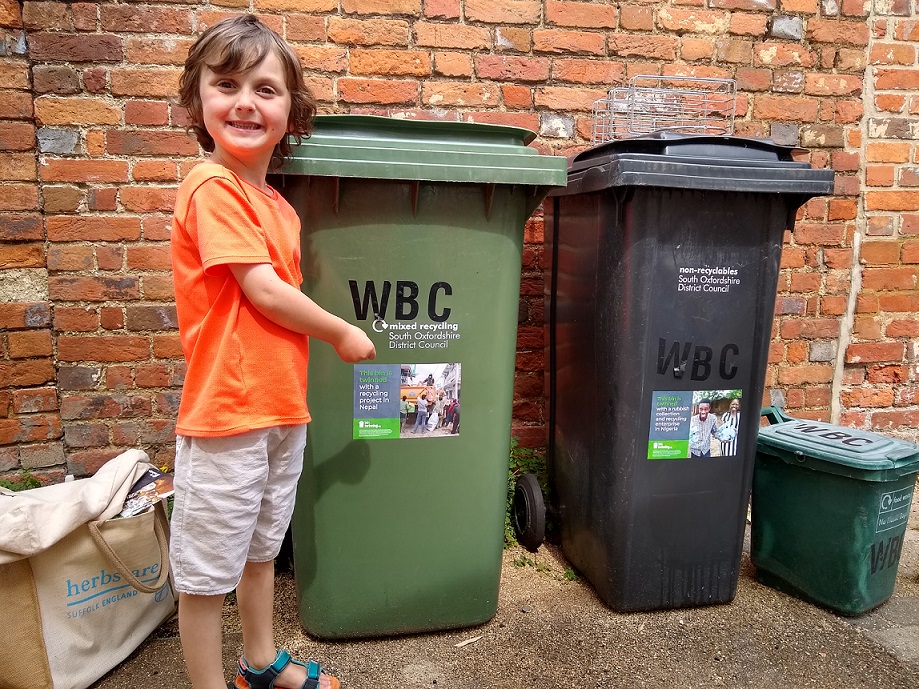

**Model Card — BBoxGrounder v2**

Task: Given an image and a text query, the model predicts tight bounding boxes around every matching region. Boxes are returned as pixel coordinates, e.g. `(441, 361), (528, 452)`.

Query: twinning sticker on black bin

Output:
(353, 363), (462, 440)
(648, 390), (743, 459)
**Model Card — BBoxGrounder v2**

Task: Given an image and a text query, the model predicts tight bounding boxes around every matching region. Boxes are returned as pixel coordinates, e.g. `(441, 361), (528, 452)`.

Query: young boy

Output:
(170, 15), (375, 689)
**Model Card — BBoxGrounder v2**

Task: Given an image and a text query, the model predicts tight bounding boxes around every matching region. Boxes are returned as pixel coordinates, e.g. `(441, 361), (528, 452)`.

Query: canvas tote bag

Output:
(0, 450), (177, 689)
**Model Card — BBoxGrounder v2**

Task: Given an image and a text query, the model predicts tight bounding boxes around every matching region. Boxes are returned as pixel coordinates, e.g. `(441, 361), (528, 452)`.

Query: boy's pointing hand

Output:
(335, 325), (376, 363)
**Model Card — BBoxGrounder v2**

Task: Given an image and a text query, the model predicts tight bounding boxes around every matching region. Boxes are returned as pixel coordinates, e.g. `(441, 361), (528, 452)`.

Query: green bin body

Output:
(272, 115), (566, 638)
(753, 408), (919, 616)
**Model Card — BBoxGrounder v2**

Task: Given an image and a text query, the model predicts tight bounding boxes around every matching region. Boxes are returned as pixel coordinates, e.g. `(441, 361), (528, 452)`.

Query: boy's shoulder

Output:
(175, 163), (254, 214)
(181, 161), (239, 191)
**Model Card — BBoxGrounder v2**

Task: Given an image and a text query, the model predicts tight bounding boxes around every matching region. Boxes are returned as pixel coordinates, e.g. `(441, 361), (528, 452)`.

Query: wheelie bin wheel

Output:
(512, 473), (545, 552)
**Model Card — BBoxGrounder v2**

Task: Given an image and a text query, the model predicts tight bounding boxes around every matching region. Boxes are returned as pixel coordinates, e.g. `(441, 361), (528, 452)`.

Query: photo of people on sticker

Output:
(399, 363), (460, 437)
(689, 392), (741, 457)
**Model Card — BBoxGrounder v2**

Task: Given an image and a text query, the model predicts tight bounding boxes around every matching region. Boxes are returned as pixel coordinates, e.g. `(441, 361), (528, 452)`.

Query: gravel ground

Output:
(93, 500), (919, 689)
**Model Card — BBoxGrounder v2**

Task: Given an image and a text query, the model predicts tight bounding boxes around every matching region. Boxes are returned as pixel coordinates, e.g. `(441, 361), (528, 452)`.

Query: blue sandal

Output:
(229, 649), (339, 689)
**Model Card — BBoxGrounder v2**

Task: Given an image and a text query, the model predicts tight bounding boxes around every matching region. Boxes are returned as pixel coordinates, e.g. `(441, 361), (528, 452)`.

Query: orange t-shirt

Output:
(171, 163), (310, 437)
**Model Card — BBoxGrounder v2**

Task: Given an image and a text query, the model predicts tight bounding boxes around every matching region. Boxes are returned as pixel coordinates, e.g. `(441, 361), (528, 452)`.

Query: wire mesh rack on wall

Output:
(592, 75), (737, 143)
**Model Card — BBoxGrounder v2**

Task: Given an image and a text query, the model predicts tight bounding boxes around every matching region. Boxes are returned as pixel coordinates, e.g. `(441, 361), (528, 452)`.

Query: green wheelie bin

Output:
(753, 407), (919, 615)
(272, 115), (566, 638)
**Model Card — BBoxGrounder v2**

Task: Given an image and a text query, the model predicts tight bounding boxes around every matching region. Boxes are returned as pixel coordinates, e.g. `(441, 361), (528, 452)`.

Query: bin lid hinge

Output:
(483, 183), (495, 220)
(411, 180), (420, 217)
(331, 177), (340, 215)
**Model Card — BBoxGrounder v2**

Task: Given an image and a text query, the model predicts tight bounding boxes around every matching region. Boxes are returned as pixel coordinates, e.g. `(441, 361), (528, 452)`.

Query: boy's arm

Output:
(230, 262), (376, 363)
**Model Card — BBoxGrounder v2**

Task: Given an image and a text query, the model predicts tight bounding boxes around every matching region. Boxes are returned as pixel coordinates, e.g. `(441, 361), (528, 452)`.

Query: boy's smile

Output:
(199, 51), (291, 186)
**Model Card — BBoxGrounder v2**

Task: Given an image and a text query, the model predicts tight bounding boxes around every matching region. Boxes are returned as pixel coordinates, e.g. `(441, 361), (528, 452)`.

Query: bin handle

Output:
(761, 406), (794, 425)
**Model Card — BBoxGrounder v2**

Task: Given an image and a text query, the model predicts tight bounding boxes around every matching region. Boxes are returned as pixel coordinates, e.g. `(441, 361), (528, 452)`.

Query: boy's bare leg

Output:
(236, 560), (335, 689)
(179, 592), (229, 689)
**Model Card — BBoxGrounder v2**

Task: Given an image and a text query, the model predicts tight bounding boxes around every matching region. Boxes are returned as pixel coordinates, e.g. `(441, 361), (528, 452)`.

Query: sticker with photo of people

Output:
(399, 363), (461, 439)
(352, 362), (461, 440)
(648, 389), (743, 459)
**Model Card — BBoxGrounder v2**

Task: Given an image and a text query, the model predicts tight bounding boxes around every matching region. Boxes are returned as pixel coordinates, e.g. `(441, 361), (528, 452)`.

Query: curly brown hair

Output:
(177, 14), (316, 169)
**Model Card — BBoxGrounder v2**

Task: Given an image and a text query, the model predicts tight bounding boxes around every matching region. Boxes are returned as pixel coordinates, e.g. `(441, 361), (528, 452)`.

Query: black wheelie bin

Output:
(544, 133), (835, 611)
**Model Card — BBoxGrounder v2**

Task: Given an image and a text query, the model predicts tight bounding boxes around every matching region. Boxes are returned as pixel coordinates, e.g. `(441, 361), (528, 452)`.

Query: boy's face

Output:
(199, 50), (291, 172)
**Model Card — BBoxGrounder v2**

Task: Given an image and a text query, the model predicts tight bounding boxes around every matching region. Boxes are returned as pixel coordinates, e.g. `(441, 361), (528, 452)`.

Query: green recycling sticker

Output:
(353, 364), (401, 440)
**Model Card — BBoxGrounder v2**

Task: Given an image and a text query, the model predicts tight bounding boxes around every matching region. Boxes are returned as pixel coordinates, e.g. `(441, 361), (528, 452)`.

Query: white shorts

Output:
(169, 425), (307, 595)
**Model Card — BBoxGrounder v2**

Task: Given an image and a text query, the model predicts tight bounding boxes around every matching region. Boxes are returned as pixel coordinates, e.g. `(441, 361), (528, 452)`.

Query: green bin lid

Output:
(757, 418), (919, 481)
(278, 114), (568, 188)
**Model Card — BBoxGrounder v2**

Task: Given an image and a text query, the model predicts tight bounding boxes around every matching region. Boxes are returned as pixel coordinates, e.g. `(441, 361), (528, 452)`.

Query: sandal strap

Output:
(237, 649), (293, 689)
(289, 658), (321, 689)
(237, 650), (331, 689)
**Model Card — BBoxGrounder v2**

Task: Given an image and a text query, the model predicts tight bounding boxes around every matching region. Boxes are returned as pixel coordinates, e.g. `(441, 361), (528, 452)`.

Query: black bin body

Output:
(545, 134), (835, 612)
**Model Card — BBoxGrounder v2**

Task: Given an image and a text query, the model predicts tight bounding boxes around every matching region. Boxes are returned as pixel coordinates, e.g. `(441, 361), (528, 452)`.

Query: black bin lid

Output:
(554, 132), (836, 196)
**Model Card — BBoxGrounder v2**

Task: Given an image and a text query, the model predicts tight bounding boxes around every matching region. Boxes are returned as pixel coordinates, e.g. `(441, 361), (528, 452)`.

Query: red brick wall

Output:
(836, 9), (919, 436)
(0, 0), (60, 480)
(1, 1), (917, 480)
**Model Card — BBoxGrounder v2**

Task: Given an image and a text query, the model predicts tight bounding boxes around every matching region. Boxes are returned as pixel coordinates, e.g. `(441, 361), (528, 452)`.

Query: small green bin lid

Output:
(278, 114), (568, 188)
(757, 417), (919, 481)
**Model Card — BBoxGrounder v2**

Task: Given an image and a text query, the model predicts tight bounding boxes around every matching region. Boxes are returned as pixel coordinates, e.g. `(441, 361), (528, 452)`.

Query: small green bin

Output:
(752, 407), (919, 616)
(272, 115), (566, 638)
